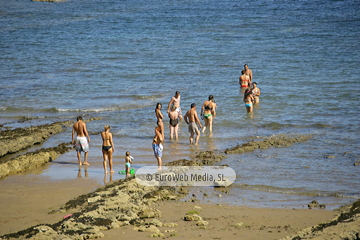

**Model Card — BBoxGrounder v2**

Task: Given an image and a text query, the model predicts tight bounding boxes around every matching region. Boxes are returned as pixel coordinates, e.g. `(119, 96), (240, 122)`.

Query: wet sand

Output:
(2, 173), (359, 240)
(0, 174), (102, 236)
(0, 123), (359, 239)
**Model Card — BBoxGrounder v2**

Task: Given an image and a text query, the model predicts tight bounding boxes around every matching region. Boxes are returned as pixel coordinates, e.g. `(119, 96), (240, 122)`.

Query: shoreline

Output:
(0, 173), (359, 240)
(0, 121), (359, 239)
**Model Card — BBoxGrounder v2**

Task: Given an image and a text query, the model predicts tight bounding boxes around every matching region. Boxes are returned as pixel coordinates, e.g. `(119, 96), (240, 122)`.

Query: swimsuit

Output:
(75, 136), (89, 152)
(188, 122), (199, 133)
(102, 146), (112, 151)
(245, 103), (252, 108)
(152, 143), (163, 158)
(252, 88), (259, 98)
(204, 105), (213, 111)
(169, 118), (179, 127)
(203, 113), (212, 119)
(241, 79), (249, 87)
(125, 162), (131, 168)
(176, 107), (182, 115)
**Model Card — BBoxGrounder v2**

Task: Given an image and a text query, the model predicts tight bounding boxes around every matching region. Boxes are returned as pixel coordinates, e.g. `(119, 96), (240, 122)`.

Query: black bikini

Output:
(102, 137), (111, 151)
(102, 146), (112, 151)
(205, 105), (213, 110)
(169, 118), (179, 127)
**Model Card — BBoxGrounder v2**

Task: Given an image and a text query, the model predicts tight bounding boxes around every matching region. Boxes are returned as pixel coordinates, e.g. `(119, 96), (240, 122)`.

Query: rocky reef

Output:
(224, 134), (312, 154)
(0, 178), (185, 240)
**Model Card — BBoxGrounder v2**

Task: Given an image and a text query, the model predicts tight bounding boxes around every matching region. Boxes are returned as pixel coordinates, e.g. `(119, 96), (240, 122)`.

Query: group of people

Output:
(71, 116), (133, 177)
(239, 64), (261, 113)
(71, 64), (256, 174)
(152, 91), (217, 169)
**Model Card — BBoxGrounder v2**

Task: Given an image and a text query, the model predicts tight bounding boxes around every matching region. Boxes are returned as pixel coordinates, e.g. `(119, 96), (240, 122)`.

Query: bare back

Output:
(73, 121), (88, 137)
(168, 109), (179, 120)
(101, 131), (113, 147)
(184, 108), (200, 124)
(239, 74), (250, 87)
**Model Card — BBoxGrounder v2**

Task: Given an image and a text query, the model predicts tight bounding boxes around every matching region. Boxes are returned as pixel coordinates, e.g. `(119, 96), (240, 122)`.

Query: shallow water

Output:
(0, 0), (359, 209)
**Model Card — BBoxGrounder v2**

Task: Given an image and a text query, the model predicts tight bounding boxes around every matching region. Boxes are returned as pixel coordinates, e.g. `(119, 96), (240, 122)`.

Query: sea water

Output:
(0, 0), (359, 209)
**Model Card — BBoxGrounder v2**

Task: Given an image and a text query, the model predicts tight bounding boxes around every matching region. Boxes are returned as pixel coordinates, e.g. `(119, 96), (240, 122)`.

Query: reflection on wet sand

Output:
(103, 172), (114, 184)
(77, 165), (89, 178)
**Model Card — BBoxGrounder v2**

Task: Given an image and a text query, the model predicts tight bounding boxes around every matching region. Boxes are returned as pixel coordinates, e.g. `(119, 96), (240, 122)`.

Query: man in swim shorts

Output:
(152, 122), (164, 169)
(184, 103), (202, 145)
(167, 91), (182, 120)
(243, 64), (253, 83)
(72, 116), (91, 166)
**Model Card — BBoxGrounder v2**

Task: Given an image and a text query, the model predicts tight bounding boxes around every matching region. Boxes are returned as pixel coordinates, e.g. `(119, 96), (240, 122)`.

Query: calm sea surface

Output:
(1, 0), (359, 209)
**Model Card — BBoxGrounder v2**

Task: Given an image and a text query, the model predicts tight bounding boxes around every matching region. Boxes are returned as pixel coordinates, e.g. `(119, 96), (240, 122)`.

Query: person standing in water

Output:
(239, 70), (251, 88)
(167, 91), (182, 120)
(168, 104), (179, 140)
(244, 89), (254, 113)
(184, 103), (202, 145)
(72, 116), (91, 166)
(201, 95), (217, 134)
(124, 151), (133, 178)
(101, 125), (115, 174)
(252, 82), (261, 103)
(152, 122), (164, 169)
(155, 103), (165, 140)
(243, 64), (253, 83)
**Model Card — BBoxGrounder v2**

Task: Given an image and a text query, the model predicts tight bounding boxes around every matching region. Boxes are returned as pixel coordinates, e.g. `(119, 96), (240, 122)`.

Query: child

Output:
(125, 151), (133, 178)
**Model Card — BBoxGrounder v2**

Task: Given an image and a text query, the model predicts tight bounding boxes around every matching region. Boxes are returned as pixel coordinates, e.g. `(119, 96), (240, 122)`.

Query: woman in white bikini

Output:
(101, 125), (115, 174)
(252, 82), (261, 103)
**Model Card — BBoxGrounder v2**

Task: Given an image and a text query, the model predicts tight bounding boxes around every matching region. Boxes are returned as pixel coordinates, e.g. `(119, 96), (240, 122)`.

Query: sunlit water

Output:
(1, 0), (359, 209)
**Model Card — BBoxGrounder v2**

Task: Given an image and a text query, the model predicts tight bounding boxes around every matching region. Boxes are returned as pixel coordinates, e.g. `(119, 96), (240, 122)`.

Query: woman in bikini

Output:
(101, 125), (115, 174)
(252, 82), (261, 103)
(244, 89), (254, 113)
(168, 104), (179, 140)
(201, 95), (217, 133)
(155, 103), (165, 140)
(239, 70), (250, 88)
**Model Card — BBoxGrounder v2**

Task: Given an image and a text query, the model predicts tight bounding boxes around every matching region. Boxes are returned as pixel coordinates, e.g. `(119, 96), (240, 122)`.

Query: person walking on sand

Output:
(167, 91), (182, 120)
(124, 151), (133, 178)
(152, 122), (164, 169)
(239, 70), (251, 88)
(244, 89), (254, 113)
(72, 116), (90, 166)
(252, 82), (261, 103)
(201, 95), (217, 134)
(101, 125), (115, 174)
(243, 64), (253, 83)
(184, 103), (202, 145)
(168, 104), (179, 140)
(155, 102), (165, 140)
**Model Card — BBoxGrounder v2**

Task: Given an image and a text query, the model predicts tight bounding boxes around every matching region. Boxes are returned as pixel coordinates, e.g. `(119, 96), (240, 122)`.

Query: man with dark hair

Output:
(72, 116), (91, 165)
(184, 103), (202, 145)
(243, 64), (253, 83)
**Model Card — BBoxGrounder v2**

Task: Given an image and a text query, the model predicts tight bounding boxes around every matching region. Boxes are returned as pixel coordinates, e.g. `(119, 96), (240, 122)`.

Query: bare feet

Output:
(83, 162), (90, 166)
(110, 170), (115, 173)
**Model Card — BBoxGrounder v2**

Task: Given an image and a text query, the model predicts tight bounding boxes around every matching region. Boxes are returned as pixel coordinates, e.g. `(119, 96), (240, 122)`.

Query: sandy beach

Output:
(0, 173), (359, 240)
(1, 122), (359, 240)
